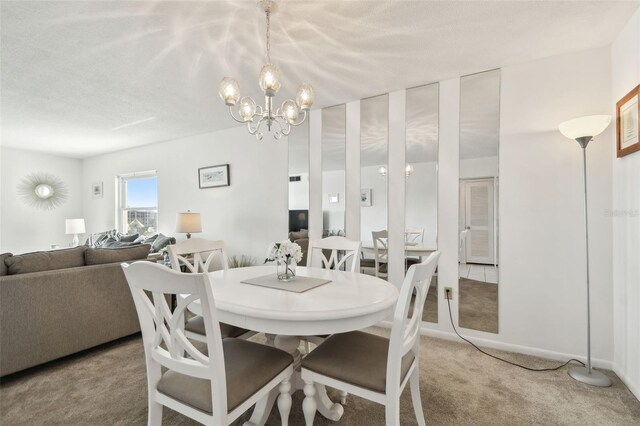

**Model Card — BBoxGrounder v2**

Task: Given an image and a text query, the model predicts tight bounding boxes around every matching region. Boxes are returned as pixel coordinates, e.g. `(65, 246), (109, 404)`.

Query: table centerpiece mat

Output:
(240, 274), (331, 293)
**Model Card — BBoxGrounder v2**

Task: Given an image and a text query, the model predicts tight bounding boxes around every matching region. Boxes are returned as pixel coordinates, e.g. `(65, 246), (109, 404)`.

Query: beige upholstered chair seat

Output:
(158, 338), (292, 413)
(359, 258), (376, 268)
(185, 316), (248, 339)
(302, 331), (414, 393)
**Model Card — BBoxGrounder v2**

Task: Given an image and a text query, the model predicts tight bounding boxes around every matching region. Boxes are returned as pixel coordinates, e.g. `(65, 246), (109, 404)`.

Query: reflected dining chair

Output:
(122, 262), (294, 426)
(371, 230), (389, 279)
(301, 251), (441, 426)
(168, 238), (253, 341)
(307, 236), (361, 272)
(405, 228), (425, 268)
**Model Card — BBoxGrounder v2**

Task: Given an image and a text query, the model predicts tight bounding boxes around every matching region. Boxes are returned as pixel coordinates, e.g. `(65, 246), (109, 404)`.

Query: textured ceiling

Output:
(1, 1), (638, 158)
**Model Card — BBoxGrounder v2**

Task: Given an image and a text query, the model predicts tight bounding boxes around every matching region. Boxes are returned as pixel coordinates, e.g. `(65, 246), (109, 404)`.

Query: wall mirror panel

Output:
(322, 104), (346, 237)
(458, 69), (500, 333)
(288, 119), (309, 259)
(405, 83), (439, 323)
(359, 94), (389, 280)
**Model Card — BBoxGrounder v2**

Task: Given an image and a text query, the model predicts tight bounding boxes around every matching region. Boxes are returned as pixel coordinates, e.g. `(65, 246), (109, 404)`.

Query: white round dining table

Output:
(188, 265), (398, 426)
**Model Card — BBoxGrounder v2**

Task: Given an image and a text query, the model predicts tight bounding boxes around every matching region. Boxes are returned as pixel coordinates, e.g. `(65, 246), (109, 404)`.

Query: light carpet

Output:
(1, 330), (638, 425)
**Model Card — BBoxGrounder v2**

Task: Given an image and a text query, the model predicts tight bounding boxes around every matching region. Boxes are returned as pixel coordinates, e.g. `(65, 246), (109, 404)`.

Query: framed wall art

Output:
(199, 164), (230, 189)
(616, 84), (639, 158)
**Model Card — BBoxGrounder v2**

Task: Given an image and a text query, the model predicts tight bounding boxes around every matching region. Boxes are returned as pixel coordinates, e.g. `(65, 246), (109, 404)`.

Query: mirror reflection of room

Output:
(287, 119), (310, 265)
(321, 104), (346, 238)
(358, 95), (389, 280)
(458, 69), (500, 334)
(405, 83), (439, 323)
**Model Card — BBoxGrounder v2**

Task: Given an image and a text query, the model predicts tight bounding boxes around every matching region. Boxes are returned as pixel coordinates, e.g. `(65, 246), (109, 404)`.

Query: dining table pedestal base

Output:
(245, 334), (344, 426)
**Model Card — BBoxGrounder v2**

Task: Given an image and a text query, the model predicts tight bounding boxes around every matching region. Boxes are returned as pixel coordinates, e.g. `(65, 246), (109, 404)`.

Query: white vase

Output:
(276, 258), (296, 281)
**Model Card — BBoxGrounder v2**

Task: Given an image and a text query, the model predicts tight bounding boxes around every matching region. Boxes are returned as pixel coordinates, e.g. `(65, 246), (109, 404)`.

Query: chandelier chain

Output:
(265, 7), (271, 64)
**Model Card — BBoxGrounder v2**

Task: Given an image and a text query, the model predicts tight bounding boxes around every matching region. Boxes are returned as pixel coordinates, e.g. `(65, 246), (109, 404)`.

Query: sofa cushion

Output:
(151, 234), (174, 253)
(288, 229), (308, 242)
(5, 247), (86, 275)
(85, 245), (150, 265)
(1, 253), (12, 276)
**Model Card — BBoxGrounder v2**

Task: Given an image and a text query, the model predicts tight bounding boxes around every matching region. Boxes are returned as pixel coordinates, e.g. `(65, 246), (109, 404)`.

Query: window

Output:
(117, 171), (158, 236)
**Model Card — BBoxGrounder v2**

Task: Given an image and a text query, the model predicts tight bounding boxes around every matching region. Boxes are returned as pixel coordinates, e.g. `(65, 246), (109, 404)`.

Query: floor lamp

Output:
(558, 114), (612, 387)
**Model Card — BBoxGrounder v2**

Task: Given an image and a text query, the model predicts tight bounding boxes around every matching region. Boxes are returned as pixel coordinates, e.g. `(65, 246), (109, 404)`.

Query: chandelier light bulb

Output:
(239, 97), (256, 121)
(219, 78), (241, 106)
(295, 83), (315, 111)
(259, 64), (281, 96)
(282, 100), (299, 124)
(405, 164), (414, 177)
(378, 166), (388, 177)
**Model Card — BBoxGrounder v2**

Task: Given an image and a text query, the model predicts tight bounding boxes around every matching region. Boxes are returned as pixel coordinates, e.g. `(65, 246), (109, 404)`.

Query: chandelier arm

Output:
(278, 119), (292, 136)
(247, 116), (264, 135)
(228, 106), (248, 124)
(290, 109), (308, 127)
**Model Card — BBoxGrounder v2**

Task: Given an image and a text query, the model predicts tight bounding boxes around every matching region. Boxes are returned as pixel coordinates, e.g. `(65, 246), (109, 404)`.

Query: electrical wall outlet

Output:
(444, 287), (453, 300)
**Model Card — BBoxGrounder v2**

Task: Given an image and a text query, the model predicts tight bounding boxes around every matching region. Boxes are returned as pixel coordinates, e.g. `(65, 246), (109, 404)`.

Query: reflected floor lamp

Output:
(558, 114), (612, 387)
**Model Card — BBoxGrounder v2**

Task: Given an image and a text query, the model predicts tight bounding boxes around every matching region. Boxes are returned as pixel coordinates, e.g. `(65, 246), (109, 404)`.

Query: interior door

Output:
(464, 179), (494, 264)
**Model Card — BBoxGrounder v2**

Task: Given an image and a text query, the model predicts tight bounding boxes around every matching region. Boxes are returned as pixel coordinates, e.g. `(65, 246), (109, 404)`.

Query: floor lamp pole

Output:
(567, 136), (611, 387)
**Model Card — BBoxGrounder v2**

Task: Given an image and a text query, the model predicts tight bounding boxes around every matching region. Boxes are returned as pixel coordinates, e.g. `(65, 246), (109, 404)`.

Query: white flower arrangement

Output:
(265, 240), (303, 264)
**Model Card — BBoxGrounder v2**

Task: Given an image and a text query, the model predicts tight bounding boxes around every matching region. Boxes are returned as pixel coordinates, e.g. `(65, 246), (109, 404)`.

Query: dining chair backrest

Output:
(405, 228), (424, 244)
(122, 261), (229, 418)
(307, 236), (361, 272)
(387, 251), (440, 390)
(371, 230), (389, 277)
(168, 238), (229, 273)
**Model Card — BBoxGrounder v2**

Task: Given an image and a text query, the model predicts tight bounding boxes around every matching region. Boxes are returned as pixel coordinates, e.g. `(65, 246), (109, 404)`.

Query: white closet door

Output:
(464, 179), (494, 264)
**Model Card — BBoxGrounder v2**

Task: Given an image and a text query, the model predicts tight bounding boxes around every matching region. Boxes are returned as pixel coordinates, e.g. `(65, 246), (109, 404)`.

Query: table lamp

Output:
(558, 114), (611, 387)
(65, 218), (85, 247)
(175, 211), (202, 239)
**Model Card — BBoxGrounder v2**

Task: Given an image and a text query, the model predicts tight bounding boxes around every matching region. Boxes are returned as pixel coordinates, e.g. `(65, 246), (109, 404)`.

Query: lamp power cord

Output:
(445, 293), (585, 372)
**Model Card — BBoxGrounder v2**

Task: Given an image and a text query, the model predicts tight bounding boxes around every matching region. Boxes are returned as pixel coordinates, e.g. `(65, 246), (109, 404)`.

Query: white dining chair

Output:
(405, 228), (424, 244)
(307, 236), (361, 272)
(371, 230), (389, 279)
(300, 251), (441, 426)
(168, 238), (253, 341)
(122, 261), (294, 426)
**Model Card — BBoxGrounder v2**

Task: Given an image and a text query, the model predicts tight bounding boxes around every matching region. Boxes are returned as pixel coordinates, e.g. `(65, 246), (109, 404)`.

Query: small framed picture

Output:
(328, 193), (339, 204)
(616, 84), (639, 158)
(199, 164), (230, 189)
(360, 188), (372, 207)
(92, 182), (103, 199)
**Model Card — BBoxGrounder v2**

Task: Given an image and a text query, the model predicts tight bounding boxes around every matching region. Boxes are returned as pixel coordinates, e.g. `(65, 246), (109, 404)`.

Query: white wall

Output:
(497, 46), (613, 364)
(460, 156), (498, 179)
(0, 147), (83, 253)
(321, 170), (345, 233)
(611, 7), (640, 400)
(82, 126), (288, 261)
(288, 173), (309, 210)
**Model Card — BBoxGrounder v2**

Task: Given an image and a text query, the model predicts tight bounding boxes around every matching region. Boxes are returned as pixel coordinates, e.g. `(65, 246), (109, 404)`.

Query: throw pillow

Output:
(151, 234), (174, 253)
(118, 233), (139, 243)
(85, 245), (151, 265)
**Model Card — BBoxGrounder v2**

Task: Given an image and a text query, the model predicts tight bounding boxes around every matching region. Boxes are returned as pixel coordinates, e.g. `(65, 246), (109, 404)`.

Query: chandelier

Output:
(218, 0), (315, 140)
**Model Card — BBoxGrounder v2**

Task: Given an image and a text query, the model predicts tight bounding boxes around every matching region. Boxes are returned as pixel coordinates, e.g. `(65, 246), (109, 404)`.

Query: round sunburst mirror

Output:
(18, 173), (68, 210)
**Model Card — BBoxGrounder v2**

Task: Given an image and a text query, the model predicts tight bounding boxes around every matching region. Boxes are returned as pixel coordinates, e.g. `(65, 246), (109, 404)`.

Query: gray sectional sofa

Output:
(0, 245), (150, 377)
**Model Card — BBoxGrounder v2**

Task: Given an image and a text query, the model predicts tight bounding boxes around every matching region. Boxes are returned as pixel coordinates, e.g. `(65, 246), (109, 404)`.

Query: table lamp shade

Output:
(175, 212), (202, 234)
(559, 115), (611, 140)
(65, 218), (85, 234)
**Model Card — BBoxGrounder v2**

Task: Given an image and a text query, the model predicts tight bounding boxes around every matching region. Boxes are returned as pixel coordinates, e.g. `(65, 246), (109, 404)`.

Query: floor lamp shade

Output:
(65, 218), (85, 247)
(559, 114), (612, 388)
(559, 115), (611, 140)
(175, 211), (202, 239)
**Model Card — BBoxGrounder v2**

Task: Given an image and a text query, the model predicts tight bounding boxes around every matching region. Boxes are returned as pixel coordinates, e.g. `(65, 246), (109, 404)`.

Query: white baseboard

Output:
(613, 366), (640, 401)
(417, 326), (613, 370)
